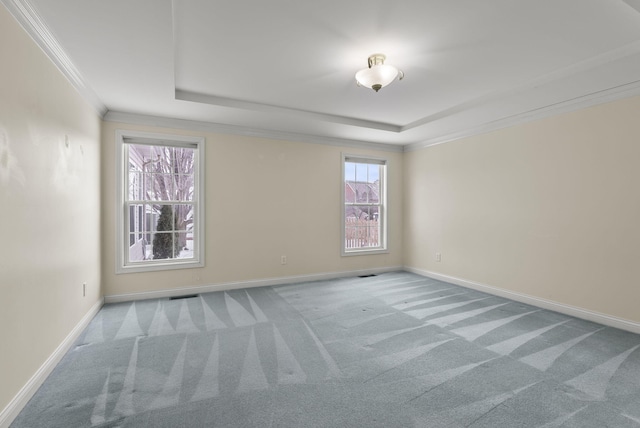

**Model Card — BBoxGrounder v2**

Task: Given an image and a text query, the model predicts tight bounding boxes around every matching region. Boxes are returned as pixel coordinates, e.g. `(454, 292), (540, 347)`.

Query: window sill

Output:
(341, 248), (389, 257)
(116, 259), (204, 274)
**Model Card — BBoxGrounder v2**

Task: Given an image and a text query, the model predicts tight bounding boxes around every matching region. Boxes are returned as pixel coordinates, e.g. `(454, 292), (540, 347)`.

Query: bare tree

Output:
(134, 145), (195, 255)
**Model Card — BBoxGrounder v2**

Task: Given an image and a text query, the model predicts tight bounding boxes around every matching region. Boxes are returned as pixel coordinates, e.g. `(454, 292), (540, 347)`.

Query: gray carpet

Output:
(11, 272), (640, 427)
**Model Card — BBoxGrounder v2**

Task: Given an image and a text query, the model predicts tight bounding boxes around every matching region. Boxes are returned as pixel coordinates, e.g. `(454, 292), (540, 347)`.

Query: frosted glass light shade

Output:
(355, 54), (403, 92)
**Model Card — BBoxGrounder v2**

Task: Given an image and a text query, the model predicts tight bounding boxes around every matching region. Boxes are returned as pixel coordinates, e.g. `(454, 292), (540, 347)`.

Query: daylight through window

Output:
(117, 131), (204, 273)
(343, 155), (387, 255)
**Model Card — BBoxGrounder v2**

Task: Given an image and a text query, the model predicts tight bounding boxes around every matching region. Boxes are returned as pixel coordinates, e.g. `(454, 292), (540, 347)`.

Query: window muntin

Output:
(342, 155), (387, 255)
(116, 131), (204, 273)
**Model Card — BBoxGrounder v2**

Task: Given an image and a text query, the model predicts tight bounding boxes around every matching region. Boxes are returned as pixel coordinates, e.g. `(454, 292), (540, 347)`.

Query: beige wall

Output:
(4, 0), (640, 416)
(101, 121), (403, 297)
(0, 6), (102, 415)
(404, 95), (640, 323)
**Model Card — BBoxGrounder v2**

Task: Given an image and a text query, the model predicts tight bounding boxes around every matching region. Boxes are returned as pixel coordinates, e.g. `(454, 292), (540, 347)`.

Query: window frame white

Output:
(115, 130), (205, 274)
(341, 153), (388, 256)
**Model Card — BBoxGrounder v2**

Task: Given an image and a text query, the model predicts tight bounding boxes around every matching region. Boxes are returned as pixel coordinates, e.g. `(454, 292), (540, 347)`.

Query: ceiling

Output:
(5, 0), (640, 149)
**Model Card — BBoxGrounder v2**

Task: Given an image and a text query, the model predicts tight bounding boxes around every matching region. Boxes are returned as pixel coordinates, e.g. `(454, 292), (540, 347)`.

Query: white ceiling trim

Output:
(1, 0), (107, 117)
(404, 78), (640, 152)
(103, 111), (404, 153)
(175, 35), (640, 137)
(401, 39), (640, 133)
(7, 0), (640, 152)
(175, 89), (402, 132)
(624, 0), (640, 13)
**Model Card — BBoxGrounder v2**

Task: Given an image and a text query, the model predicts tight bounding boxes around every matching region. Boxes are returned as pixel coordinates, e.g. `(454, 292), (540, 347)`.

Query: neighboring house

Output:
(345, 180), (380, 219)
(128, 152), (158, 259)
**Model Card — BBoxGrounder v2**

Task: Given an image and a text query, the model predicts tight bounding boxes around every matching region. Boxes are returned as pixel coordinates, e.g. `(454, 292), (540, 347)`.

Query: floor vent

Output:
(169, 294), (199, 300)
(358, 274), (378, 278)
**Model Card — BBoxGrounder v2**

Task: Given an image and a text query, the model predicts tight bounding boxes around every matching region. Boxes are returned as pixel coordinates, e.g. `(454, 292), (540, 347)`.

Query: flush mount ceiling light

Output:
(355, 53), (404, 92)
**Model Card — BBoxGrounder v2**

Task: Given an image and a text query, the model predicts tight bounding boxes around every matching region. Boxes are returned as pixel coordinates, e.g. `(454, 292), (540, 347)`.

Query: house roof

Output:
(346, 181), (380, 203)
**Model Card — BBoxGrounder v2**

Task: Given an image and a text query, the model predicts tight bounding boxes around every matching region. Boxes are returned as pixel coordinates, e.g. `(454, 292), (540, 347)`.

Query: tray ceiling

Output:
(5, 0), (640, 148)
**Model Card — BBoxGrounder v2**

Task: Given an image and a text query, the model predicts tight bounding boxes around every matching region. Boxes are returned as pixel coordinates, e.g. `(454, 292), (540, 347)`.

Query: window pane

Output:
(127, 146), (194, 202)
(366, 220), (380, 248)
(350, 205), (357, 217)
(174, 173), (194, 201)
(128, 204), (142, 239)
(361, 206), (371, 221)
(176, 231), (192, 259)
(367, 164), (381, 184)
(153, 146), (173, 173)
(345, 162), (356, 182)
(120, 134), (203, 272)
(343, 157), (385, 253)
(152, 203), (174, 259)
(345, 223), (358, 249)
(345, 206), (357, 221)
(128, 170), (141, 200)
(128, 145), (194, 201)
(173, 204), (193, 259)
(345, 207), (380, 249)
(129, 144), (152, 172)
(129, 234), (149, 262)
(364, 207), (378, 248)
(129, 158), (142, 173)
(345, 181), (355, 203)
(346, 163), (381, 204)
(127, 202), (150, 262)
(355, 163), (368, 182)
(153, 204), (174, 228)
(145, 174), (173, 201)
(173, 204), (192, 231)
(174, 147), (195, 175)
(151, 231), (176, 260)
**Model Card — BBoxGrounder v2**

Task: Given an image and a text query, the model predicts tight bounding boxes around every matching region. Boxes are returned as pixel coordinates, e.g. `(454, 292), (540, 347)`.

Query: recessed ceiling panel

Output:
(15, 0), (640, 145)
(173, 0), (640, 128)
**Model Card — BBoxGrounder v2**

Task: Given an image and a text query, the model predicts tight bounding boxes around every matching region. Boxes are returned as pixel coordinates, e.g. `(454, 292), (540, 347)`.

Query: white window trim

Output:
(115, 129), (205, 274)
(341, 153), (389, 256)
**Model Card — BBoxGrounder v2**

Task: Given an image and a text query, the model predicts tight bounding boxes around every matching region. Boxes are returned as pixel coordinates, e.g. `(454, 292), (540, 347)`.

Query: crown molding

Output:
(404, 78), (640, 152)
(178, 39), (640, 140)
(623, 0), (640, 14)
(401, 39), (640, 134)
(2, 0), (107, 117)
(175, 89), (402, 133)
(6, 0), (640, 152)
(103, 111), (404, 153)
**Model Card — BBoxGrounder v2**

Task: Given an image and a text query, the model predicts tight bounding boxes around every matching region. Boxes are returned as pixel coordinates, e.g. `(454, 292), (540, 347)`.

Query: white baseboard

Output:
(0, 298), (104, 428)
(11, 265), (636, 428)
(104, 266), (404, 304)
(404, 266), (640, 335)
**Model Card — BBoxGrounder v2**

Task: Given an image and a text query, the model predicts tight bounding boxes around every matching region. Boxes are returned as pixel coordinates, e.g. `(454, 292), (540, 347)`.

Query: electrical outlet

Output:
(435, 253), (442, 262)
(83, 282), (86, 297)
(281, 255), (287, 265)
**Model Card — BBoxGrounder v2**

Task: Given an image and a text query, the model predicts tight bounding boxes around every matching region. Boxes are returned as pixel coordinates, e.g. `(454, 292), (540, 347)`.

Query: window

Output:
(116, 130), (205, 273)
(342, 154), (387, 255)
